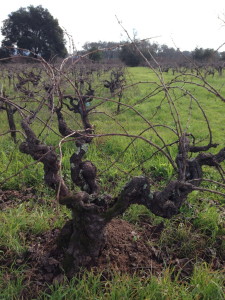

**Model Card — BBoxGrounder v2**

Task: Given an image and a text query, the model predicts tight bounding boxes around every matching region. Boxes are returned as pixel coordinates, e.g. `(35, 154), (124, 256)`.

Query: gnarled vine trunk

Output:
(17, 64), (225, 277)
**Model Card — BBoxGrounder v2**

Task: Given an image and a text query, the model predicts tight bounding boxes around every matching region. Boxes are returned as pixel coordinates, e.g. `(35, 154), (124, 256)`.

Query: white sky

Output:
(1, 0), (225, 52)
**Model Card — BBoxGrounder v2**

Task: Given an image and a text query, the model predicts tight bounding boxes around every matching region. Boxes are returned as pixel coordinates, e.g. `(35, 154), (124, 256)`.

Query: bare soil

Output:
(0, 188), (38, 210)
(0, 189), (224, 299)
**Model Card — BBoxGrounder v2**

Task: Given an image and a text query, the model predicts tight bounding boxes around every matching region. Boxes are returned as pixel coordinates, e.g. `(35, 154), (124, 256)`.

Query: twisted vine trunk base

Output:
(58, 192), (108, 276)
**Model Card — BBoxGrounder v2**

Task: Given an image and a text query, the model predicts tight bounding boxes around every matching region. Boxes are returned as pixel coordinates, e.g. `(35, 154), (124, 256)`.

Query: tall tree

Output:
(1, 5), (67, 60)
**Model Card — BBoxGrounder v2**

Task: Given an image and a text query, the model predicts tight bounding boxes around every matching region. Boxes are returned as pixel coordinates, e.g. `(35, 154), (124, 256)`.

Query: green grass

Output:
(0, 64), (225, 299)
(1, 66), (225, 191)
(0, 265), (223, 299)
(0, 266), (25, 300)
(193, 206), (224, 239)
(0, 201), (69, 253)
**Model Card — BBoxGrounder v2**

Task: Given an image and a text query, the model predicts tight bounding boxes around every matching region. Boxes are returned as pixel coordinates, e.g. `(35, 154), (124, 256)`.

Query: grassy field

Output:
(0, 64), (224, 299)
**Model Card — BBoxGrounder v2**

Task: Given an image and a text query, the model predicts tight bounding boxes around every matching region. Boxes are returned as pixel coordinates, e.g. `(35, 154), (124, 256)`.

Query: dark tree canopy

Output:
(192, 47), (216, 62)
(119, 44), (141, 67)
(88, 46), (102, 62)
(119, 42), (158, 66)
(0, 47), (10, 61)
(1, 5), (67, 60)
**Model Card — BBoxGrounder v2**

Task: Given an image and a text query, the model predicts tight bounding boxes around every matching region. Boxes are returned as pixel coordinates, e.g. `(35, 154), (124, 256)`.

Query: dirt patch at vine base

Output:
(1, 218), (166, 298)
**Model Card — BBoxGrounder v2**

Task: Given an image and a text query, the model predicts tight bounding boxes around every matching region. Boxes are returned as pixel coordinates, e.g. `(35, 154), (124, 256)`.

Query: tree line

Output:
(81, 41), (225, 67)
(1, 5), (225, 67)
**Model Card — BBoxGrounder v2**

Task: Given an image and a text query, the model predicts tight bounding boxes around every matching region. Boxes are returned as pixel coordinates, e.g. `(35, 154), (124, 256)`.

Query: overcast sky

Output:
(1, 0), (225, 52)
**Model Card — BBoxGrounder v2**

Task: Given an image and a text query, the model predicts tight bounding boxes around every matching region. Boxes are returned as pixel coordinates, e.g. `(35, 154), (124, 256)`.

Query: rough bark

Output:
(0, 97), (17, 143)
(19, 118), (69, 197)
(56, 108), (99, 194)
(59, 192), (108, 276)
(5, 103), (17, 143)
